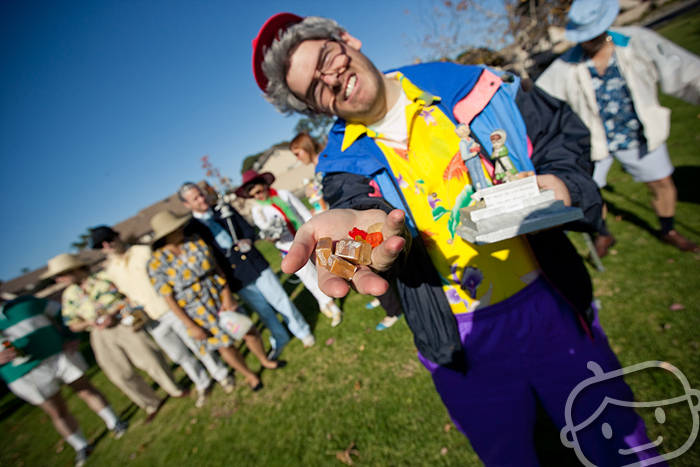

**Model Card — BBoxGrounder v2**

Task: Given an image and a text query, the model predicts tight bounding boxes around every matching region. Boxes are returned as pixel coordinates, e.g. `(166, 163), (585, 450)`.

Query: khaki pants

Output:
(90, 324), (181, 413)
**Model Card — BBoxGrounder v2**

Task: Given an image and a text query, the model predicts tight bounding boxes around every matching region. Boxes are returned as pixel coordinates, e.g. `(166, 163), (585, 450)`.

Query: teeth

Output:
(345, 75), (356, 99)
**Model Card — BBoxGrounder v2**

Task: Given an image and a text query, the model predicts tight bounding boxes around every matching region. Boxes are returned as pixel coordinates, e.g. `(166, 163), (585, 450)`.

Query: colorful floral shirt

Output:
(147, 236), (221, 301)
(341, 74), (540, 314)
(148, 235), (232, 354)
(61, 271), (128, 330)
(588, 52), (642, 152)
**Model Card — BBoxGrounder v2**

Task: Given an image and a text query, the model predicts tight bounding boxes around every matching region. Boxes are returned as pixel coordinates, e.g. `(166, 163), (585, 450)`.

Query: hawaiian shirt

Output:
(341, 74), (540, 314)
(588, 52), (642, 152)
(61, 271), (127, 330)
(147, 235), (224, 306)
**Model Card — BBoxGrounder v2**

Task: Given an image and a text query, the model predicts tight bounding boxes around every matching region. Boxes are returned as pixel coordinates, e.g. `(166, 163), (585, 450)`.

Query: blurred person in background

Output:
(46, 253), (186, 424)
(91, 225), (234, 408)
(537, 0), (700, 256)
(1, 294), (127, 466)
(235, 170), (343, 328)
(179, 182), (315, 358)
(147, 211), (286, 392)
(290, 132), (328, 214)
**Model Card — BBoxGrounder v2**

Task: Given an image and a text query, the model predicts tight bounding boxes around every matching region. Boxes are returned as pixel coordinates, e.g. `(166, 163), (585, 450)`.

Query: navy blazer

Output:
(186, 206), (270, 292)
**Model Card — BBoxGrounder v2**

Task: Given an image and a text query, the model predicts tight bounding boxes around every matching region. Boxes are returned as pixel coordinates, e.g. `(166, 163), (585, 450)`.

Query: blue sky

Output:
(2, 0), (459, 280)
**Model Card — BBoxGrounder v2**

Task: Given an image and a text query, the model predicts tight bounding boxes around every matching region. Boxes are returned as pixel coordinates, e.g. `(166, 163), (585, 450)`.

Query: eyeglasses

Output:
(304, 40), (349, 113)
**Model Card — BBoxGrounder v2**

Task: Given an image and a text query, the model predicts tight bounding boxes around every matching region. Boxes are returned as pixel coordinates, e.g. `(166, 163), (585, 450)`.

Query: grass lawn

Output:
(2, 10), (699, 467)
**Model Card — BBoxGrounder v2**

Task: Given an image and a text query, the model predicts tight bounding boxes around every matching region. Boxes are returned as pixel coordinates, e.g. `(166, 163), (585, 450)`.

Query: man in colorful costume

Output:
(252, 13), (660, 465)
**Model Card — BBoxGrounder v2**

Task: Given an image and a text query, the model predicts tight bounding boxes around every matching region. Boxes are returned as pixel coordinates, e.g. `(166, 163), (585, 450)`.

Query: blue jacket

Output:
(318, 63), (602, 371)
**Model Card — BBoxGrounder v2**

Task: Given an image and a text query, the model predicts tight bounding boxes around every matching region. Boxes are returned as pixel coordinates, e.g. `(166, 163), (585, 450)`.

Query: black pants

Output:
(378, 282), (404, 318)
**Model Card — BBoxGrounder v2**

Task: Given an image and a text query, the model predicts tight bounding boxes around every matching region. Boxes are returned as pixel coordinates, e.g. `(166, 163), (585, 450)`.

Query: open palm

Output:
(282, 208), (407, 298)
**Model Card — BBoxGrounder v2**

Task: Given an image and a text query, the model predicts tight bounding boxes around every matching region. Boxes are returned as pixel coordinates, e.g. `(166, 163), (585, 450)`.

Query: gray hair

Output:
(178, 181), (200, 202)
(262, 16), (346, 116)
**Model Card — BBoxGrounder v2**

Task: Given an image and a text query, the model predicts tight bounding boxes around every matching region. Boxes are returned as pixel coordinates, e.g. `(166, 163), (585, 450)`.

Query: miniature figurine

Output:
(489, 129), (518, 183)
(455, 123), (489, 192)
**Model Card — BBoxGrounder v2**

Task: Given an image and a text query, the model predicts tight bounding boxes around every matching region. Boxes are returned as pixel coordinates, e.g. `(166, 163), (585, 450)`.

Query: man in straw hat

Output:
(537, 0), (700, 256)
(1, 293), (127, 466)
(251, 12), (658, 465)
(179, 181), (315, 358)
(91, 225), (234, 408)
(44, 253), (187, 424)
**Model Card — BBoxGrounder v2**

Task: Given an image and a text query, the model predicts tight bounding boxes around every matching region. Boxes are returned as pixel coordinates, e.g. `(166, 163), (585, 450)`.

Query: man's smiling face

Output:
(285, 34), (388, 125)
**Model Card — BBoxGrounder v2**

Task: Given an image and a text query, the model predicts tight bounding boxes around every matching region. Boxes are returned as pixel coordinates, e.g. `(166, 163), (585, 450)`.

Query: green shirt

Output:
(0, 296), (67, 383)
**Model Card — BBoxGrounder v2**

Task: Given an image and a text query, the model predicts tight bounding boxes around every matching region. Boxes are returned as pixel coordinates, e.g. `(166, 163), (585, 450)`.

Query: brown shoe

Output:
(594, 234), (616, 258)
(659, 230), (700, 252)
(172, 388), (191, 399)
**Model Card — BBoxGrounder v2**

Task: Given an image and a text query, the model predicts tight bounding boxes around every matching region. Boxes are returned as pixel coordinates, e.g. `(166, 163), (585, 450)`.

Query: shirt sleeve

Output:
(639, 27), (700, 105)
(91, 272), (127, 310)
(231, 207), (257, 241)
(250, 205), (269, 230)
(60, 285), (83, 327)
(285, 190), (313, 223)
(515, 85), (603, 233)
(147, 252), (174, 297)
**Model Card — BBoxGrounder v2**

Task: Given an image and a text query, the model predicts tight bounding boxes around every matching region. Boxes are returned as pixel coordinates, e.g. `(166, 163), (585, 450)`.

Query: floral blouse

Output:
(61, 271), (128, 331)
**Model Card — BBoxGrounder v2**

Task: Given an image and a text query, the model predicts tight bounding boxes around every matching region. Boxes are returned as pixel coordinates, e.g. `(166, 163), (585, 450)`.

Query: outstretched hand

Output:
(282, 209), (407, 298)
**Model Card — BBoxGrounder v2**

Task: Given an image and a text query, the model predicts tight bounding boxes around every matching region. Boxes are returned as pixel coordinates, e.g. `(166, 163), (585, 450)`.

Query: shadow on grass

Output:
(90, 403), (139, 446)
(0, 396), (25, 423)
(278, 272), (321, 330)
(673, 165), (700, 205)
(604, 178), (700, 239)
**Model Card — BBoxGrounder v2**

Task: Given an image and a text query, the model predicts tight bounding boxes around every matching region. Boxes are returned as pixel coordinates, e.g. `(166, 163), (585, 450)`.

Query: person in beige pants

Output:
(44, 253), (187, 423)
(88, 324), (180, 416)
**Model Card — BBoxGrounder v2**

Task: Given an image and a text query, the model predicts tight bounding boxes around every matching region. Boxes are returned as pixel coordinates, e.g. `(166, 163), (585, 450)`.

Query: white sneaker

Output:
(75, 445), (94, 467)
(219, 375), (235, 394)
(376, 315), (402, 331)
(195, 390), (208, 408)
(319, 304), (334, 319)
(302, 334), (316, 348)
(331, 310), (343, 328)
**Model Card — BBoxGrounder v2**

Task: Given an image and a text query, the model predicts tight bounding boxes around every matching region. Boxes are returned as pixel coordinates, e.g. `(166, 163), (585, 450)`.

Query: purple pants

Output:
(419, 277), (663, 467)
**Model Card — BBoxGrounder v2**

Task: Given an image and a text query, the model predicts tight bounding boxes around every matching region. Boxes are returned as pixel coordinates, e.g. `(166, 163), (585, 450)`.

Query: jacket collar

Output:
(566, 30), (631, 63)
(340, 72), (440, 151)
